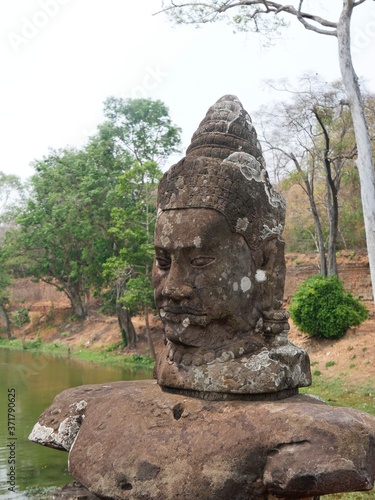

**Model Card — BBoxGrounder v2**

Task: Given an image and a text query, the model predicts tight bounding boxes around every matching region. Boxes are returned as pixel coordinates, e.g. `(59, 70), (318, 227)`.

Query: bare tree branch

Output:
(156, 0), (338, 35)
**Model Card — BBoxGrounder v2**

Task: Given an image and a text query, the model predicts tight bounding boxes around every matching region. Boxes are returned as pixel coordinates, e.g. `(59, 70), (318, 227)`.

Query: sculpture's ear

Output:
(260, 239), (278, 271)
(258, 237), (286, 311)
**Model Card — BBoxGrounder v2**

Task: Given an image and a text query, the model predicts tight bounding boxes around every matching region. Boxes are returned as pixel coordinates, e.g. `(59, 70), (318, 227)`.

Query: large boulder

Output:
(29, 380), (375, 499)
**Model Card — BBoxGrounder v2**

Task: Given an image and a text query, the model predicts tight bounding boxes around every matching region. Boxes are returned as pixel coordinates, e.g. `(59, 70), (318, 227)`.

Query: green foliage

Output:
(105, 341), (123, 352)
(0, 171), (25, 224)
(25, 338), (42, 349)
(289, 275), (369, 339)
(12, 307), (31, 329)
(103, 97), (181, 166)
(301, 376), (375, 417)
(325, 361), (336, 368)
(0, 337), (154, 369)
(6, 97), (181, 326)
(101, 160), (159, 327)
(100, 98), (181, 342)
(0, 246), (11, 305)
(8, 146), (123, 317)
(128, 353), (154, 366)
(337, 168), (366, 249)
(283, 220), (318, 253)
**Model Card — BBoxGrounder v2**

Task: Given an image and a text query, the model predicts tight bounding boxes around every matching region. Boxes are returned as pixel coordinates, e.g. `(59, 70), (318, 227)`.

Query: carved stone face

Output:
(153, 208), (265, 351)
(153, 96), (311, 397)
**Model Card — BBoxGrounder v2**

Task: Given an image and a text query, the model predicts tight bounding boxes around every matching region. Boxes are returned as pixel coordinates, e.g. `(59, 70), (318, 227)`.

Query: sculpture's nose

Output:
(163, 262), (193, 301)
(164, 283), (193, 301)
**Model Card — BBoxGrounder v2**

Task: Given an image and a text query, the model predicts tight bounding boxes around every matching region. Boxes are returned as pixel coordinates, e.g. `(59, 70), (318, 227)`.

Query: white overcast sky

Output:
(1, 0), (375, 179)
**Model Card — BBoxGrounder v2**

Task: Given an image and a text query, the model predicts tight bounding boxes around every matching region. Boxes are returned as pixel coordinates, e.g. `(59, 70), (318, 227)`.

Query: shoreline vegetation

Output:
(0, 337), (154, 369)
(1, 336), (374, 418)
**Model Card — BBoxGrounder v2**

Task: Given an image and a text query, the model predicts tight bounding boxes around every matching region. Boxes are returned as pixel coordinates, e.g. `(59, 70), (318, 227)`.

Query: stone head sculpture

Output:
(153, 95), (311, 400)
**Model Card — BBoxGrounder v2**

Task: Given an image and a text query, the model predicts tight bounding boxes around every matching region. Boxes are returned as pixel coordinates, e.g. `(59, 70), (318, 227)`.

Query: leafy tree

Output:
(11, 307), (31, 330)
(158, 0), (375, 309)
(103, 97), (181, 166)
(0, 172), (25, 338)
(100, 98), (181, 349)
(338, 167), (366, 249)
(11, 147), (122, 317)
(104, 161), (161, 354)
(8, 97), (181, 346)
(289, 274), (369, 339)
(0, 247), (12, 339)
(257, 75), (369, 276)
(0, 171), (25, 224)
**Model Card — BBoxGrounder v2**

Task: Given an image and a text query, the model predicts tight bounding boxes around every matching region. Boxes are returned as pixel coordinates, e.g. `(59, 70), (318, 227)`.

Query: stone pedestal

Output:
(29, 380), (375, 499)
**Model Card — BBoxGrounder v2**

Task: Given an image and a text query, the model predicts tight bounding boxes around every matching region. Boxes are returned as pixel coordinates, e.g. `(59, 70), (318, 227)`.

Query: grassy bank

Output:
(301, 373), (375, 416)
(0, 338), (154, 369)
(301, 376), (375, 498)
(326, 493), (375, 499)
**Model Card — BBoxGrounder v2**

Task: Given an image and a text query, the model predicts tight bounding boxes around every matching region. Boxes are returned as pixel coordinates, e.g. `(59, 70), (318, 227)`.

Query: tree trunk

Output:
(64, 284), (88, 318)
(338, 1), (375, 309)
(144, 306), (156, 360)
(323, 160), (338, 276)
(303, 174), (327, 275)
(313, 106), (338, 277)
(116, 304), (137, 346)
(0, 303), (11, 339)
(291, 153), (327, 276)
(310, 201), (328, 277)
(326, 182), (339, 276)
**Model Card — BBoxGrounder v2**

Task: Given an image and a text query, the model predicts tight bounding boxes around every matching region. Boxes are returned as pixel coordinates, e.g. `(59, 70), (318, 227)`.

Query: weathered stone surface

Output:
(29, 380), (375, 499)
(153, 95), (311, 397)
(28, 384), (106, 451)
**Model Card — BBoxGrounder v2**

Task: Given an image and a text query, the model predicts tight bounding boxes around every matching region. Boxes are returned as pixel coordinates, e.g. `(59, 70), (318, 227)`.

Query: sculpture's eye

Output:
(156, 254), (171, 270)
(191, 257), (215, 268)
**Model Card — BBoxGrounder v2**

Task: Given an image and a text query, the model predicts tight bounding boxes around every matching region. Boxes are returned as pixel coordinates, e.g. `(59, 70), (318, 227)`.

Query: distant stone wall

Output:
(9, 258), (374, 310)
(285, 258), (373, 302)
(10, 278), (70, 309)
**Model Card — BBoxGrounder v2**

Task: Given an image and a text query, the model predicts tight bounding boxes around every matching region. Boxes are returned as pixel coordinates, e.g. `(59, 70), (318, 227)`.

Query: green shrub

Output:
(12, 307), (31, 329)
(105, 341), (123, 352)
(325, 361), (336, 368)
(289, 275), (369, 339)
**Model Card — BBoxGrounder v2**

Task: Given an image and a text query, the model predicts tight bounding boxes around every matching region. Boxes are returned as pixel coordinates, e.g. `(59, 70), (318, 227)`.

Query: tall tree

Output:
(0, 172), (25, 222)
(11, 147), (123, 318)
(103, 161), (162, 352)
(103, 97), (182, 166)
(8, 97), (181, 343)
(159, 0), (375, 309)
(101, 98), (181, 348)
(257, 75), (364, 276)
(0, 172), (25, 338)
(0, 247), (12, 339)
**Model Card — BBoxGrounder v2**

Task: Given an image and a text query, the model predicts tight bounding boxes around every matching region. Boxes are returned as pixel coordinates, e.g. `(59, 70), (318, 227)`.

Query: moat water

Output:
(0, 347), (152, 499)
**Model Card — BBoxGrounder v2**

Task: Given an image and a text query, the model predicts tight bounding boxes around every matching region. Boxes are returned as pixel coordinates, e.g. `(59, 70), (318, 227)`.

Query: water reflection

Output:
(0, 347), (152, 498)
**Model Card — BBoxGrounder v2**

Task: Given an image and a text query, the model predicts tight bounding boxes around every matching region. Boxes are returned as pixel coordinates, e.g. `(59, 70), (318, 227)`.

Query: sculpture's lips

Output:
(161, 306), (204, 315)
(159, 308), (207, 326)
